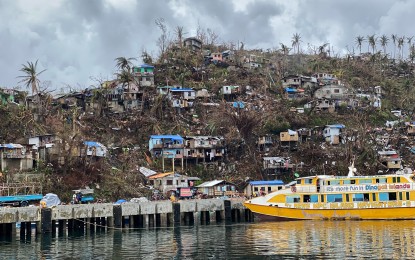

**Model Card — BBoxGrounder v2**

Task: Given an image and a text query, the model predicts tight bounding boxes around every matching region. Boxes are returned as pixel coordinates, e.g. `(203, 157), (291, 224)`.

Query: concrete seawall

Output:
(0, 198), (253, 238)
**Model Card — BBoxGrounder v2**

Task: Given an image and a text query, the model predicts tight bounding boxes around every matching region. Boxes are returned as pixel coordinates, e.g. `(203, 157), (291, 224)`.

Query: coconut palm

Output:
(367, 35), (377, 54)
(18, 60), (46, 95)
(114, 57), (136, 72)
(291, 33), (301, 54)
(398, 36), (405, 60)
(379, 35), (389, 55)
(391, 34), (397, 59)
(280, 43), (291, 55)
(116, 69), (135, 91)
(407, 36), (414, 60)
(355, 36), (365, 54)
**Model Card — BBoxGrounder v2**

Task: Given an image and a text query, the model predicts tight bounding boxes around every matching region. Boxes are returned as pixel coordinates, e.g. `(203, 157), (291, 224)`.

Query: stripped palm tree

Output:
(18, 60), (46, 95)
(407, 36), (414, 60)
(367, 35), (377, 54)
(398, 36), (405, 60)
(291, 33), (301, 54)
(391, 34), (397, 59)
(355, 36), (365, 54)
(379, 35), (389, 55)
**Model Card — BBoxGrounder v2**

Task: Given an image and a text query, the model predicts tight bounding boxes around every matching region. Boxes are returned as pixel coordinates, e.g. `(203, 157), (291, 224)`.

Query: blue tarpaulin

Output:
(285, 87), (297, 93)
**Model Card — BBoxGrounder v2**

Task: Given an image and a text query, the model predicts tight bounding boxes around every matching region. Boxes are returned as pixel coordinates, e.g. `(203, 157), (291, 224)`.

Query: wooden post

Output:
(113, 205), (122, 229)
(224, 200), (232, 223)
(40, 208), (52, 233)
(173, 203), (181, 226)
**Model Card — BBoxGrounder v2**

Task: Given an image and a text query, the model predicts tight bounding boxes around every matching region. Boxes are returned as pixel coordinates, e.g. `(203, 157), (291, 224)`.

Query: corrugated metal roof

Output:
(249, 180), (284, 186)
(196, 180), (224, 188)
(148, 172), (174, 179)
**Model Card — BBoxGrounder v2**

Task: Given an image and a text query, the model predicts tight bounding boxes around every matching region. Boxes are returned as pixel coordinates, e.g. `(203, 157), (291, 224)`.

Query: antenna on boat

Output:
(348, 157), (357, 177)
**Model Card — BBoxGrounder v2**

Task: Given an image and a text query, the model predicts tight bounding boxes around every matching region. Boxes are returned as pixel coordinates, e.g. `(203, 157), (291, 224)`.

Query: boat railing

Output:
(296, 186), (317, 193)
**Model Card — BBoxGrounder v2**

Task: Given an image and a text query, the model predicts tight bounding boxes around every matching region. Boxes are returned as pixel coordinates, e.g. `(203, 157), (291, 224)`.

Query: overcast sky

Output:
(1, 0), (414, 92)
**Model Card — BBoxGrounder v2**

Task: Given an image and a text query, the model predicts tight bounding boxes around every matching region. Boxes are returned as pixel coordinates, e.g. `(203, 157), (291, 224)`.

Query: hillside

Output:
(1, 38), (415, 202)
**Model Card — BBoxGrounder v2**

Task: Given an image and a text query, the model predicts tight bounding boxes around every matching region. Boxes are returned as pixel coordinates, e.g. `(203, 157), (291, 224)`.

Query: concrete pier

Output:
(0, 198), (253, 237)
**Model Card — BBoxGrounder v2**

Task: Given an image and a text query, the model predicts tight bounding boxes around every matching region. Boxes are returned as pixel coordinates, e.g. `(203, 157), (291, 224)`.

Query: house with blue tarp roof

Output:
(323, 124), (345, 145)
(149, 135), (184, 171)
(244, 180), (285, 197)
(82, 141), (107, 157)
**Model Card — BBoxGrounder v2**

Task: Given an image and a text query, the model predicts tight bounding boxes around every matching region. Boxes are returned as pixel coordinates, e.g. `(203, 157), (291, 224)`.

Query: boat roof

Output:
(298, 174), (414, 180)
(249, 180), (284, 186)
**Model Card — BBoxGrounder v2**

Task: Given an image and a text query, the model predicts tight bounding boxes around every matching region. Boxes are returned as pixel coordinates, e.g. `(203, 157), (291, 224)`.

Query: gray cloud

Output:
(0, 0), (414, 92)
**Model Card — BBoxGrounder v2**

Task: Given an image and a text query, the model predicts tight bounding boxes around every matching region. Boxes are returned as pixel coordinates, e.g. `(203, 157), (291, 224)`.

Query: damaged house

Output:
(257, 135), (273, 153)
(148, 172), (200, 196)
(323, 124), (346, 145)
(221, 85), (240, 101)
(149, 135), (184, 171)
(133, 64), (155, 87)
(184, 136), (225, 163)
(263, 156), (293, 176)
(378, 150), (401, 170)
(0, 144), (33, 172)
(280, 130), (299, 150)
(28, 134), (58, 166)
(169, 88), (196, 109)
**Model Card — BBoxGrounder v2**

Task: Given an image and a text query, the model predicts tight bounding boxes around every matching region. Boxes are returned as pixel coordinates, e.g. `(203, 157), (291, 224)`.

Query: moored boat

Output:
(244, 164), (415, 220)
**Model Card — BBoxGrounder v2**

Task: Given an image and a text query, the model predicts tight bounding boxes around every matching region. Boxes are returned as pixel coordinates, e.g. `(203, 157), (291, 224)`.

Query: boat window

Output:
(352, 194), (364, 202)
(303, 195), (310, 202)
(345, 194), (350, 202)
(363, 193), (370, 201)
(320, 195), (325, 202)
(406, 192), (410, 200)
(379, 192), (397, 201)
(297, 180), (301, 185)
(359, 179), (372, 184)
(392, 177), (401, 183)
(327, 180), (340, 186)
(372, 193), (376, 201)
(399, 192), (403, 200)
(268, 187), (272, 192)
(304, 179), (313, 184)
(286, 195), (300, 203)
(327, 194), (343, 202)
(254, 187), (258, 192)
(376, 178), (386, 183)
(343, 180), (356, 184)
(310, 195), (318, 203)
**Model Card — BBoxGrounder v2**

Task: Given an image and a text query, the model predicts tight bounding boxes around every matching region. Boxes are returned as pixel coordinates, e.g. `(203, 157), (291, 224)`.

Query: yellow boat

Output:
(244, 165), (415, 220)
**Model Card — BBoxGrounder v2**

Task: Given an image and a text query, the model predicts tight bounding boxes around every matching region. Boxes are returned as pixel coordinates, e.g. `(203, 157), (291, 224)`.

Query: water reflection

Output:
(2, 220), (415, 259)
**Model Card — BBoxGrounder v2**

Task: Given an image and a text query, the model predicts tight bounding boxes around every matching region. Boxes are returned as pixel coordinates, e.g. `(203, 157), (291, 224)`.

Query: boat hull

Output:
(244, 202), (415, 220)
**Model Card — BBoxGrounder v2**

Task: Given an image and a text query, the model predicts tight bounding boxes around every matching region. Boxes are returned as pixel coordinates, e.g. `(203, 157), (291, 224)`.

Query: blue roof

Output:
(84, 141), (104, 147)
(150, 135), (183, 141)
(170, 88), (194, 92)
(139, 64), (154, 68)
(326, 124), (345, 129)
(249, 180), (284, 186)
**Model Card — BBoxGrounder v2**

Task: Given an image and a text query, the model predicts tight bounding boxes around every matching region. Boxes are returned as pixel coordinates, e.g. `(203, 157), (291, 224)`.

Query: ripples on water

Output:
(1, 220), (415, 259)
